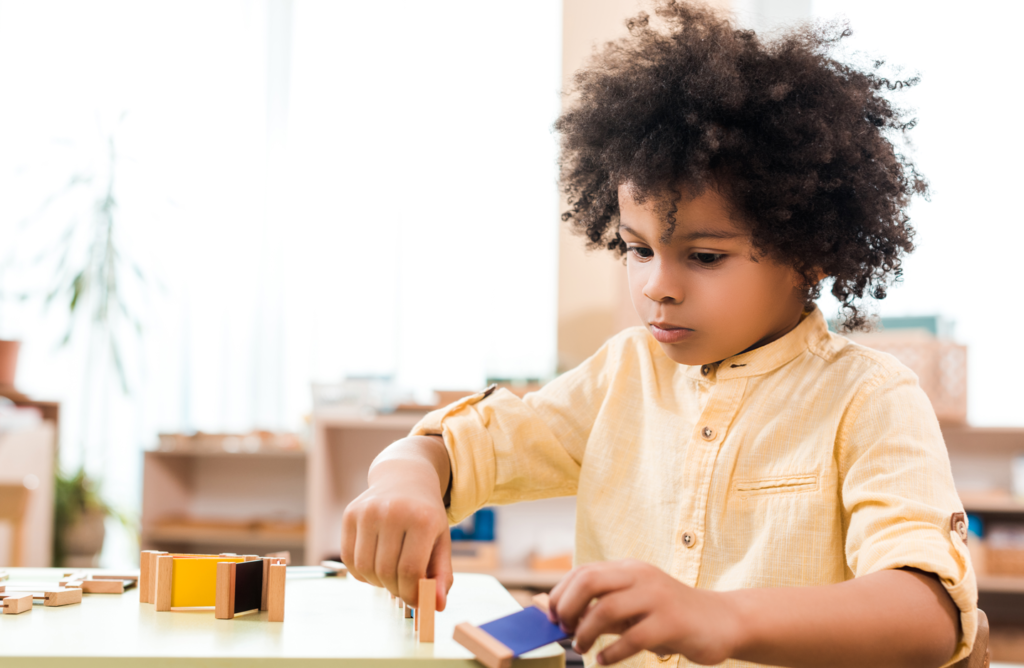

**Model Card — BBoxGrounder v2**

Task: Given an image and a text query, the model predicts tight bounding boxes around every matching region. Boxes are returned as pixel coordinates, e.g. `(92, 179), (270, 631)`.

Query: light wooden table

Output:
(0, 569), (563, 667)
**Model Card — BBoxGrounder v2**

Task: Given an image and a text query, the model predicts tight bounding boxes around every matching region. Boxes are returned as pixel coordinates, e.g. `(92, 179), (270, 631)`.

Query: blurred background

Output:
(0, 0), (1022, 660)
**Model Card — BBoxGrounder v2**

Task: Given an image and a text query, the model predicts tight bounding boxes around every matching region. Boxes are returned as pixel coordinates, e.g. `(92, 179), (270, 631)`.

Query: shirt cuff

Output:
(856, 516), (978, 666)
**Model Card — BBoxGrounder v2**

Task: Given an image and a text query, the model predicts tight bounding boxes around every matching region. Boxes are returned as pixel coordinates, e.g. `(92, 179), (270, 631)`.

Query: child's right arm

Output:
(340, 434), (455, 611)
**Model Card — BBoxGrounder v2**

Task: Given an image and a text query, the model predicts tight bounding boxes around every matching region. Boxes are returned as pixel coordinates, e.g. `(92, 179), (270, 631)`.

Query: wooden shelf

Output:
(959, 491), (1024, 515)
(144, 523), (305, 549)
(144, 449), (305, 460)
(978, 574), (1024, 594)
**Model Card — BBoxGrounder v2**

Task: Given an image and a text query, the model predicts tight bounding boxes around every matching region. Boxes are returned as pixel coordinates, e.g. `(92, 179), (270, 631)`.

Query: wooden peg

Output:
(267, 563), (286, 622)
(155, 555), (174, 611)
(417, 579), (436, 643)
(43, 588), (83, 607)
(1, 594), (33, 614)
(215, 561), (236, 620)
(81, 579), (127, 594)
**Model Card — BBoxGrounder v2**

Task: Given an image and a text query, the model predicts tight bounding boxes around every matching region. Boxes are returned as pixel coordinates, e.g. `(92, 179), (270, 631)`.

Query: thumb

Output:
(426, 528), (454, 611)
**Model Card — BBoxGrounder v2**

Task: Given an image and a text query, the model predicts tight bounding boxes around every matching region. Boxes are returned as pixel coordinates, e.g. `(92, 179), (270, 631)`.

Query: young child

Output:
(341, 3), (976, 666)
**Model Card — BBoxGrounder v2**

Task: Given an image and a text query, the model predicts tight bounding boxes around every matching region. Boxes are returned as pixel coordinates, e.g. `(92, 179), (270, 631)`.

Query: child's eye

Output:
(692, 252), (725, 265)
(628, 246), (654, 260)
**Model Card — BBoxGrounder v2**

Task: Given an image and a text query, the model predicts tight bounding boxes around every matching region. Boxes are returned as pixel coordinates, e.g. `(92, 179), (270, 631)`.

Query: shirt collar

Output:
(682, 307), (830, 382)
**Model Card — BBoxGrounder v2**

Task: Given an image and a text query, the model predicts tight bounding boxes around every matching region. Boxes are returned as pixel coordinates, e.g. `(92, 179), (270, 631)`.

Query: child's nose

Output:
(642, 262), (683, 304)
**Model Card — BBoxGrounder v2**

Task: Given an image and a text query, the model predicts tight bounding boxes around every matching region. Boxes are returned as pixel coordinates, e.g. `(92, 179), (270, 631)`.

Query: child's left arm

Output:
(548, 559), (959, 667)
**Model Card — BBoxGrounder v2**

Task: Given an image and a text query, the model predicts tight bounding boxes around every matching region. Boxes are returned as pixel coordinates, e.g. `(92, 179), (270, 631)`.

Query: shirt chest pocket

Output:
(732, 473), (820, 497)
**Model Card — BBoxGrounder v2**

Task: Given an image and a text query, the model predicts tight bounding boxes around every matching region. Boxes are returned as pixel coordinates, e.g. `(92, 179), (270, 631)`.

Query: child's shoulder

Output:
(811, 328), (922, 388)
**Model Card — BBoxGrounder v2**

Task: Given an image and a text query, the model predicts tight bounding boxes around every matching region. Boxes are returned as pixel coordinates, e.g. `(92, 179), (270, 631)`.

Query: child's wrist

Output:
(717, 588), (757, 661)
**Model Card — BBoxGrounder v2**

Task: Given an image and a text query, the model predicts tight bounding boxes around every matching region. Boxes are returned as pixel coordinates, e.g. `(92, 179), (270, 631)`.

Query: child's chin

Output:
(657, 341), (715, 367)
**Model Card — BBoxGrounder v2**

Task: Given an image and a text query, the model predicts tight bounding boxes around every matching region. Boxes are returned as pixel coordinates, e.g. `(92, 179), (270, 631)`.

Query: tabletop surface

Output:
(0, 568), (564, 667)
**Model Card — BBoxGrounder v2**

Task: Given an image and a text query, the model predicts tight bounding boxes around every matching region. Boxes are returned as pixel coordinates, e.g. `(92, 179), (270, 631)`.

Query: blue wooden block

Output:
(478, 606), (568, 656)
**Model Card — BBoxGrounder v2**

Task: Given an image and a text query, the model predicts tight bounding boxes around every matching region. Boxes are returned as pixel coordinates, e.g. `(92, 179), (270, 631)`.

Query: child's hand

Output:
(548, 560), (741, 666)
(340, 437), (454, 610)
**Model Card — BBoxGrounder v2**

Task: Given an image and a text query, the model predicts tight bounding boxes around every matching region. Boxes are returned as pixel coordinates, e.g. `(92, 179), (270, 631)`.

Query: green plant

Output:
(52, 467), (132, 566)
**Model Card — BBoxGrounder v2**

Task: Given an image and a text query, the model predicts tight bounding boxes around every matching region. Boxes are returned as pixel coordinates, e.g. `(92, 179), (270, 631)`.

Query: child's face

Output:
(618, 183), (808, 366)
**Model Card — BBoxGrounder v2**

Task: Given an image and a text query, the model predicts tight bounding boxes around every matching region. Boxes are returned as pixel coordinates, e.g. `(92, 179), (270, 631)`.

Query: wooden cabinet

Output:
(141, 450), (307, 562)
(944, 426), (1024, 609)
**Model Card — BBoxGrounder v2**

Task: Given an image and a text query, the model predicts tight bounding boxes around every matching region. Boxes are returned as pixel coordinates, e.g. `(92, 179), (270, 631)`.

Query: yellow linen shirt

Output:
(411, 308), (977, 668)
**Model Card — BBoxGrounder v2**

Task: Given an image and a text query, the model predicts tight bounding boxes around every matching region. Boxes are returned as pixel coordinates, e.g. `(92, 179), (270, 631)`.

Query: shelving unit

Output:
(943, 426), (1024, 603)
(141, 449), (307, 562)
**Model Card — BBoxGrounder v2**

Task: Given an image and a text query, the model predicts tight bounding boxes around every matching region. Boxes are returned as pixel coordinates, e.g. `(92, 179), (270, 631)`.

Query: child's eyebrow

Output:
(619, 223), (742, 243)
(678, 228), (744, 242)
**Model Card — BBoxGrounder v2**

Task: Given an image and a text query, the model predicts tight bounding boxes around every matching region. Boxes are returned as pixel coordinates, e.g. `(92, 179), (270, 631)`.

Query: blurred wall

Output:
(557, 0), (733, 372)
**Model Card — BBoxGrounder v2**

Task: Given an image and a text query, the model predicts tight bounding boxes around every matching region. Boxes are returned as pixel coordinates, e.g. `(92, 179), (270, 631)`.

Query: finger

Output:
(426, 529), (454, 611)
(395, 526), (435, 606)
(340, 506), (360, 581)
(596, 617), (660, 666)
(374, 527), (406, 596)
(547, 568), (580, 622)
(573, 589), (649, 655)
(352, 514), (382, 588)
(555, 564), (634, 634)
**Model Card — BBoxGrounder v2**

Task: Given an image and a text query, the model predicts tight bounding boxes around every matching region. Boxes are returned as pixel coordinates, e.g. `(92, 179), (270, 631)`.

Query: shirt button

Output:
(701, 426), (714, 440)
(682, 531), (696, 548)
(700, 365), (711, 376)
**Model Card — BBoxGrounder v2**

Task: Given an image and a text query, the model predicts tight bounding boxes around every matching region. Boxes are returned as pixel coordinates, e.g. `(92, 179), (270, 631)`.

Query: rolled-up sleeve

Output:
(839, 366), (978, 666)
(410, 335), (620, 524)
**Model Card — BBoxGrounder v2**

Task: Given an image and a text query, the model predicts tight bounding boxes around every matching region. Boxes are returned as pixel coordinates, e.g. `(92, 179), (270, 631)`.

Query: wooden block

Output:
(155, 555), (174, 611)
(80, 579), (127, 594)
(44, 588), (83, 607)
(267, 563), (286, 622)
(1, 594), (33, 614)
(417, 579), (436, 643)
(532, 592), (551, 615)
(265, 550), (290, 564)
(243, 554), (260, 561)
(142, 550), (166, 604)
(215, 561), (235, 620)
(453, 622), (514, 668)
(453, 605), (568, 664)
(62, 580), (84, 589)
(92, 573), (139, 584)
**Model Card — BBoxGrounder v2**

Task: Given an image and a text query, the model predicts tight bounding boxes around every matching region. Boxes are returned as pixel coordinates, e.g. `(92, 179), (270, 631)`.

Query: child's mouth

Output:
(649, 323), (695, 344)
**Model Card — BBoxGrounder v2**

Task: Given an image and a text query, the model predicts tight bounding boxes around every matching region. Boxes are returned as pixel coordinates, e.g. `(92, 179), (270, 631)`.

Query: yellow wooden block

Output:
(170, 557), (246, 608)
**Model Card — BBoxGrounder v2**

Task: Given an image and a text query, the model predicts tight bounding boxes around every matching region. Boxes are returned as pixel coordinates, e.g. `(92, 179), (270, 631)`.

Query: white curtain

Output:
(0, 0), (561, 566)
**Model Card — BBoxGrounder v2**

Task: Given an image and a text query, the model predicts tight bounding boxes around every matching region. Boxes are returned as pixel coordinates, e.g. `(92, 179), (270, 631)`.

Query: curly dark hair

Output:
(556, 1), (927, 331)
